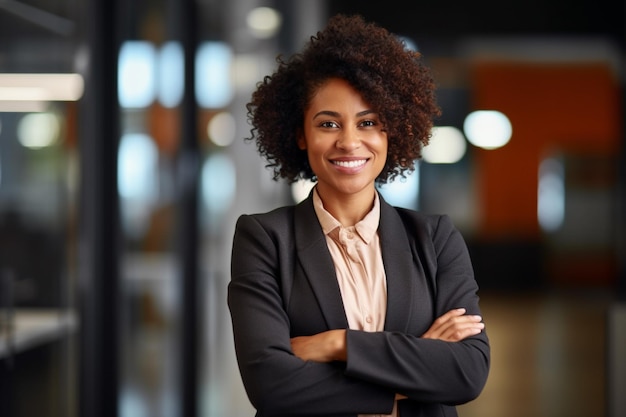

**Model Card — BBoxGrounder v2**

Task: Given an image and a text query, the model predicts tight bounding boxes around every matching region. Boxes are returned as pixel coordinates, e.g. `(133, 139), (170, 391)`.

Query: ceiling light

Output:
(463, 110), (512, 150)
(0, 73), (84, 102)
(422, 126), (467, 163)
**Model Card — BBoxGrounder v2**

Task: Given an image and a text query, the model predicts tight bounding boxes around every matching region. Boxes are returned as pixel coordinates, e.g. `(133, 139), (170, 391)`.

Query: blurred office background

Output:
(0, 0), (623, 416)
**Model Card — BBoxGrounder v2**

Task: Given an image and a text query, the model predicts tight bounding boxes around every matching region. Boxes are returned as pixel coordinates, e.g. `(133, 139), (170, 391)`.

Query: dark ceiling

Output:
(0, 0), (80, 39)
(0, 0), (623, 72)
(2, 0), (623, 42)
(328, 0), (625, 49)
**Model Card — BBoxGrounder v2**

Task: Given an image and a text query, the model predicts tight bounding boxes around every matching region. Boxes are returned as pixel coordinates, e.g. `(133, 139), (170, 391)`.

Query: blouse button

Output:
(365, 316), (373, 324)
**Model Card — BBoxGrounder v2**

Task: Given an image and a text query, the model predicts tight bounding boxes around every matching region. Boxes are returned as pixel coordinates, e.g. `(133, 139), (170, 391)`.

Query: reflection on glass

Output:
(157, 41), (184, 108)
(201, 152), (236, 219)
(118, 133), (159, 240)
(196, 42), (233, 109)
(118, 133), (158, 201)
(538, 157), (565, 232)
(119, 387), (148, 417)
(119, 41), (157, 108)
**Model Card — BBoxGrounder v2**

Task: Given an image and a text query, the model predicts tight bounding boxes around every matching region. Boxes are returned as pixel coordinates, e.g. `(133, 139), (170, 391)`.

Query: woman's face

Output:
(298, 78), (388, 201)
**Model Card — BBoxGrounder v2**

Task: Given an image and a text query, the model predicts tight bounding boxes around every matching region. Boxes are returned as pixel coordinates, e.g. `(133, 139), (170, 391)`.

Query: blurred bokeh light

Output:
(423, 126), (467, 164)
(118, 41), (157, 109)
(464, 110), (513, 150)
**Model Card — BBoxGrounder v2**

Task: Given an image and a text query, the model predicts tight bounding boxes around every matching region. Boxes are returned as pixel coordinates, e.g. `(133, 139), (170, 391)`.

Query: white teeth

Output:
(333, 159), (366, 168)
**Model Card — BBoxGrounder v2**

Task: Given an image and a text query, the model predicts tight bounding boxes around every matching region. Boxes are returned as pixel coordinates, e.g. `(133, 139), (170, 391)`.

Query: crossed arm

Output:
(291, 308), (485, 402)
(291, 307), (485, 362)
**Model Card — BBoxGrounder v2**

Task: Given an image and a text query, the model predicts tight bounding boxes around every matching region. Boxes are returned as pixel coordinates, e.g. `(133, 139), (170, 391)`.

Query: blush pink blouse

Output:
(313, 189), (398, 417)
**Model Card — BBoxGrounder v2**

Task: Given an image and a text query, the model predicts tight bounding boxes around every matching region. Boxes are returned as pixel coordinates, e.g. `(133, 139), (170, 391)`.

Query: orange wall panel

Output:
(470, 62), (621, 239)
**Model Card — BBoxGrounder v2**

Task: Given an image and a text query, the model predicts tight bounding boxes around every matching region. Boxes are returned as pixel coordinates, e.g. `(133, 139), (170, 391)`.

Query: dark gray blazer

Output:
(228, 192), (490, 417)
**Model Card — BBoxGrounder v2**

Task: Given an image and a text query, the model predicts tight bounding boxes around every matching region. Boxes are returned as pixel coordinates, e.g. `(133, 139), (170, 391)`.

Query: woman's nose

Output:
(336, 127), (361, 150)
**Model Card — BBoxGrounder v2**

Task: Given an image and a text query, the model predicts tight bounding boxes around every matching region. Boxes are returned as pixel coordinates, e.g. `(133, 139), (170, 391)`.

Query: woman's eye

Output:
(320, 121), (339, 128)
(360, 120), (376, 127)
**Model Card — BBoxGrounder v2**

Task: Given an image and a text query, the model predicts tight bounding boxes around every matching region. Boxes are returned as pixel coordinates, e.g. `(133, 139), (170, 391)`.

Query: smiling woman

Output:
(228, 13), (489, 417)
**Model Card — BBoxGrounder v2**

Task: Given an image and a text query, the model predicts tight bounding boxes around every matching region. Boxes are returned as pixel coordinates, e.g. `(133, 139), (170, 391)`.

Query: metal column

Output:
(78, 0), (121, 415)
(177, 0), (200, 415)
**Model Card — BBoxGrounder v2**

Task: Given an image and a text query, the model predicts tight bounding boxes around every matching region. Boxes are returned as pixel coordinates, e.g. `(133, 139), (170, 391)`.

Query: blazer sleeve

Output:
(228, 213), (396, 416)
(344, 214), (490, 406)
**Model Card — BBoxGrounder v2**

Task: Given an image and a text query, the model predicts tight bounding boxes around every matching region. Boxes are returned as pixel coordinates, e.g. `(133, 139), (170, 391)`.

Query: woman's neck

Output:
(315, 186), (376, 227)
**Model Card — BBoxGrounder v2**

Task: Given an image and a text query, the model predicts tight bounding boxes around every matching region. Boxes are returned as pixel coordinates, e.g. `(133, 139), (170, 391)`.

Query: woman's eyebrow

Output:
(312, 109), (376, 119)
(313, 110), (340, 119)
(356, 109), (376, 117)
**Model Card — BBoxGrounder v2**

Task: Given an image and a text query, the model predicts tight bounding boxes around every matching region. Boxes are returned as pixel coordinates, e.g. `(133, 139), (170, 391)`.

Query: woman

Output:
(228, 14), (490, 417)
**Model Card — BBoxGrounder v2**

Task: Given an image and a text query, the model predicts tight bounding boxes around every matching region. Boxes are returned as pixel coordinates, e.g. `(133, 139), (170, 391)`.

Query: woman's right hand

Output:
(421, 308), (484, 342)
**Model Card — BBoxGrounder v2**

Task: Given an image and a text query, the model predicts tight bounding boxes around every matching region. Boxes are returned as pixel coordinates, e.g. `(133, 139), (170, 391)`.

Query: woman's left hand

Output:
(421, 308), (484, 342)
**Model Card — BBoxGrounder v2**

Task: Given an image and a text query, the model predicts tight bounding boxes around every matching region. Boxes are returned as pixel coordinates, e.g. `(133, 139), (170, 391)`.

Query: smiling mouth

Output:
(332, 159), (367, 168)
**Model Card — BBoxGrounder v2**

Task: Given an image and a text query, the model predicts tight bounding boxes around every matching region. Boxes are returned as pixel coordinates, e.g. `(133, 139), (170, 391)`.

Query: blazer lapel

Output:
(294, 197), (349, 329)
(378, 197), (416, 333)
(292, 194), (419, 333)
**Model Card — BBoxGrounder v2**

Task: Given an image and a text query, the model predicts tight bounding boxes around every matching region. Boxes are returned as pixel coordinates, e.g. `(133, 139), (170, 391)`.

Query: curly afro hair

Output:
(246, 13), (441, 184)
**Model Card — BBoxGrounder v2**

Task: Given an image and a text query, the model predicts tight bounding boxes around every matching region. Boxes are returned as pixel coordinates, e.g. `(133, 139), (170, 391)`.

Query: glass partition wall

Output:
(0, 1), (83, 415)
